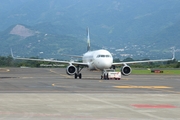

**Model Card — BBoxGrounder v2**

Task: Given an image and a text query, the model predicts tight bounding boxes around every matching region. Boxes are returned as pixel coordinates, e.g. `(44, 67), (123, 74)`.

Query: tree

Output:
(123, 57), (134, 62)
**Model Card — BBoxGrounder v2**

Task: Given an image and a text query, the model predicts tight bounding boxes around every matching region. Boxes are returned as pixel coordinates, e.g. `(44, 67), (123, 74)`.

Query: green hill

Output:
(0, 0), (180, 59)
(0, 24), (89, 59)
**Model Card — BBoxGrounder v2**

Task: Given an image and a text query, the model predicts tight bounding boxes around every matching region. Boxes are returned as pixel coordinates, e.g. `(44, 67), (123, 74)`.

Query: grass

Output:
(131, 68), (180, 75)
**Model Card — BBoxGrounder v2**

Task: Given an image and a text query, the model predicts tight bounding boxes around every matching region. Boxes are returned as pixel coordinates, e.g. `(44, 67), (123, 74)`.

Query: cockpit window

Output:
(97, 55), (100, 58)
(97, 55), (111, 58)
(101, 55), (105, 57)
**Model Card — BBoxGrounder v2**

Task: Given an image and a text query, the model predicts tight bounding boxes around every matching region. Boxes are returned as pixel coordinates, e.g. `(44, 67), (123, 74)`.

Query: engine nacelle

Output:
(121, 65), (132, 76)
(66, 65), (77, 75)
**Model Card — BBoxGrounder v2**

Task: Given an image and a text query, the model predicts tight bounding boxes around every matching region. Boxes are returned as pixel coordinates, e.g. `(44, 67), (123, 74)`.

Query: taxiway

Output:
(0, 68), (179, 119)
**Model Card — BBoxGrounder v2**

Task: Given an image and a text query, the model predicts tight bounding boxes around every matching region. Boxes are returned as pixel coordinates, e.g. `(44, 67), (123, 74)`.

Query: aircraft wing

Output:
(112, 49), (175, 66)
(61, 54), (83, 58)
(112, 58), (174, 66)
(11, 49), (88, 67)
(13, 56), (89, 66)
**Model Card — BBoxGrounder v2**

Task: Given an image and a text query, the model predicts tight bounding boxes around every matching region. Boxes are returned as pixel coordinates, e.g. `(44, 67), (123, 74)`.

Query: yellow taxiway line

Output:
(49, 69), (71, 78)
(0, 68), (10, 72)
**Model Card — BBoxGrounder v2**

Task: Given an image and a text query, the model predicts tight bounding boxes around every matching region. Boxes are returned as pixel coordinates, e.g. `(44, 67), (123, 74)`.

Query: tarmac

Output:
(0, 68), (180, 120)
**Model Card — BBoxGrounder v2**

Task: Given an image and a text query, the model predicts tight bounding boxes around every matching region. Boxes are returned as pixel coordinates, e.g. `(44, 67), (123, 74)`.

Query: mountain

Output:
(0, 0), (180, 59)
(0, 24), (90, 59)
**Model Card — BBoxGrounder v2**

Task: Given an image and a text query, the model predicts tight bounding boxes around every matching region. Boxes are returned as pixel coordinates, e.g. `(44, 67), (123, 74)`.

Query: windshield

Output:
(97, 55), (111, 58)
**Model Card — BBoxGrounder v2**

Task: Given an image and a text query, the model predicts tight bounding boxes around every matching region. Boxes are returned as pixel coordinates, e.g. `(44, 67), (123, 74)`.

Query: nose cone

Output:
(95, 58), (112, 70)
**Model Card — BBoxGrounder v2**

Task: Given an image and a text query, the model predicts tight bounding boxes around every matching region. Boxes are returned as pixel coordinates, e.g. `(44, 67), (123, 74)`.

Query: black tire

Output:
(75, 73), (77, 79)
(79, 73), (82, 79)
(106, 73), (109, 80)
(104, 74), (106, 80)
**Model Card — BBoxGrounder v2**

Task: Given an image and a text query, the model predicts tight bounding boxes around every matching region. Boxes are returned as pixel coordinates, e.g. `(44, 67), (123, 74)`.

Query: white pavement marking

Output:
(77, 94), (165, 119)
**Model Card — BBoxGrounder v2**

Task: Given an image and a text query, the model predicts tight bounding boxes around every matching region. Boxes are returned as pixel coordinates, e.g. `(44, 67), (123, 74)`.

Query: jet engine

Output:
(121, 65), (132, 76)
(66, 65), (77, 75)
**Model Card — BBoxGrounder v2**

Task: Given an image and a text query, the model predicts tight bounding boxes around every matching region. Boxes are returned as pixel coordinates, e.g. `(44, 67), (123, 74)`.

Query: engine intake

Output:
(121, 65), (131, 76)
(66, 65), (77, 75)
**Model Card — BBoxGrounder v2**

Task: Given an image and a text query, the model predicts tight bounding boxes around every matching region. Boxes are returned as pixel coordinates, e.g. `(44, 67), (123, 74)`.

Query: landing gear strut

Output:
(101, 73), (109, 80)
(111, 65), (116, 70)
(74, 65), (83, 79)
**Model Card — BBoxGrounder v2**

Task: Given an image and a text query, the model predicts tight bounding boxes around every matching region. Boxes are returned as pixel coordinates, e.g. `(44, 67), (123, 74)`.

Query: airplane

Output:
(11, 28), (175, 79)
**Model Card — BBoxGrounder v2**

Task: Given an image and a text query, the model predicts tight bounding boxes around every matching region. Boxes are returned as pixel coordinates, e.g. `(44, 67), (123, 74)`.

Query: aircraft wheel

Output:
(79, 73), (82, 79)
(106, 73), (109, 80)
(75, 73), (77, 79)
(104, 74), (106, 80)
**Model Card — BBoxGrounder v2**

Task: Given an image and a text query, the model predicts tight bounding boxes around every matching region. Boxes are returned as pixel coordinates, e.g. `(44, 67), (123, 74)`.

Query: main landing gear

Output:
(74, 65), (83, 79)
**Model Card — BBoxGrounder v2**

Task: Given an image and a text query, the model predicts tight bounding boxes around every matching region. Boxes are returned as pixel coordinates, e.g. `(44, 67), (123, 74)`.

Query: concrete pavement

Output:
(0, 68), (179, 119)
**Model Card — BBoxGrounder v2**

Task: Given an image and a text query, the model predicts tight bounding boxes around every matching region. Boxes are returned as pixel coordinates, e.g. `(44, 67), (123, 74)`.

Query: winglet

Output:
(87, 27), (90, 51)
(171, 47), (176, 60)
(10, 48), (15, 59)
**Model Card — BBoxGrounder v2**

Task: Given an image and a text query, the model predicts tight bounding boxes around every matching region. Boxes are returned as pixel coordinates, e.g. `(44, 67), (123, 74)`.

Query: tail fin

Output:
(87, 27), (90, 51)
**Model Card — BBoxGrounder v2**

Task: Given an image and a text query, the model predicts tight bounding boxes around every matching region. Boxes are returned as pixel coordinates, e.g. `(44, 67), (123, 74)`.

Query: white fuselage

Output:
(82, 49), (113, 70)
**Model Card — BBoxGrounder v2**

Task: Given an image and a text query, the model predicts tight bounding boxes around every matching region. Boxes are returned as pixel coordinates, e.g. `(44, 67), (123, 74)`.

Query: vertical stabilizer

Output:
(87, 27), (90, 51)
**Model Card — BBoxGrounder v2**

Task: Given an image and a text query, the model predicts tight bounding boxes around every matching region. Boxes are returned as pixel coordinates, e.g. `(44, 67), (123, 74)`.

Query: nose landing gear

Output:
(74, 65), (83, 79)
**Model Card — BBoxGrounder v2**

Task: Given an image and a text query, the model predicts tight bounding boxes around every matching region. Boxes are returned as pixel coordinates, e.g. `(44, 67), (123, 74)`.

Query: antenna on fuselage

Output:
(87, 27), (90, 51)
